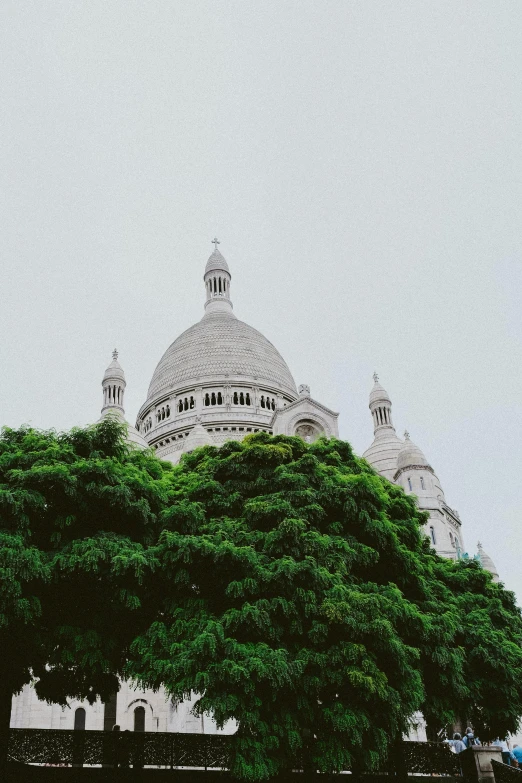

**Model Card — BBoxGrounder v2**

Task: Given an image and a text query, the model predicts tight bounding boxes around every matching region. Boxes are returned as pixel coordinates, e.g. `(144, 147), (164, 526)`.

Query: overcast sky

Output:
(1, 2), (521, 599)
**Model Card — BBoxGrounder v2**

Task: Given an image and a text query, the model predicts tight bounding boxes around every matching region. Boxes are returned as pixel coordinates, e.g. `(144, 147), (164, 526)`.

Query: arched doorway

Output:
(74, 707), (86, 731)
(134, 706), (145, 732)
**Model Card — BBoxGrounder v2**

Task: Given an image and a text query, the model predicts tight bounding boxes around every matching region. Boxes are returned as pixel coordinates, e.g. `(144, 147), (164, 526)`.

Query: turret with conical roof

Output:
(101, 349), (126, 416)
(362, 374), (403, 480)
(100, 350), (148, 449)
(393, 431), (467, 559)
(394, 431), (445, 502)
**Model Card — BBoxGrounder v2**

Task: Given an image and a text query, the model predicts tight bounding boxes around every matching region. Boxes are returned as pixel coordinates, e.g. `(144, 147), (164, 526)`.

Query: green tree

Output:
(418, 551), (522, 740)
(127, 433), (522, 780)
(0, 418), (169, 770)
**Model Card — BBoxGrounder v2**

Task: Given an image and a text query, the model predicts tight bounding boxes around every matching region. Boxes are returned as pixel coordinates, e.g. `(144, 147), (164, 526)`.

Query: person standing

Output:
(446, 733), (467, 754)
(492, 738), (516, 766)
(463, 728), (480, 748)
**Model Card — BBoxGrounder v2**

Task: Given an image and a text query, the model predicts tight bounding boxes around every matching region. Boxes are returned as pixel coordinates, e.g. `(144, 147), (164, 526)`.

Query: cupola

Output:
(99, 350), (148, 449)
(204, 237), (233, 314)
(477, 541), (500, 583)
(101, 349), (126, 415)
(362, 374), (403, 480)
(396, 431), (430, 471)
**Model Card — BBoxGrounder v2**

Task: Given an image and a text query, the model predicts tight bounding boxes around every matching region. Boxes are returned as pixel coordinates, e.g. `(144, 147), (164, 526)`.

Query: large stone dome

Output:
(146, 309), (298, 403)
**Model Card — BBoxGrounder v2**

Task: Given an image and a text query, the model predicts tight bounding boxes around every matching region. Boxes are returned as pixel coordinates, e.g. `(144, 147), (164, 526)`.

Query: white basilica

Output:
(10, 242), (499, 735)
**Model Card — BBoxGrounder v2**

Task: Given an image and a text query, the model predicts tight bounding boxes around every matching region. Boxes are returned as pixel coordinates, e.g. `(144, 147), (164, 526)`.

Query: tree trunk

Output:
(0, 683), (13, 779)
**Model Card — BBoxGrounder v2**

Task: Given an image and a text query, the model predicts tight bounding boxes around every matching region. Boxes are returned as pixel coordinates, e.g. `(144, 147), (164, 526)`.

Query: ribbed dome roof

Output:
(205, 249), (230, 275)
(363, 431), (403, 480)
(146, 309), (298, 402)
(396, 434), (430, 470)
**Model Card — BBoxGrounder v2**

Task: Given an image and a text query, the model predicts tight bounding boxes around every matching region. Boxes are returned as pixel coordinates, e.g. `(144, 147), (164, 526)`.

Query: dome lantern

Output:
(204, 237), (233, 314)
(369, 372), (394, 432)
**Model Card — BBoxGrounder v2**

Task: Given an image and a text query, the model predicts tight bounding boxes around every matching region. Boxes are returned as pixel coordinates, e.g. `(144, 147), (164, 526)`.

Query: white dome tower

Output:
(394, 432), (463, 559)
(137, 241), (306, 463)
(477, 541), (500, 583)
(362, 374), (403, 480)
(101, 349), (126, 416)
(100, 350), (148, 449)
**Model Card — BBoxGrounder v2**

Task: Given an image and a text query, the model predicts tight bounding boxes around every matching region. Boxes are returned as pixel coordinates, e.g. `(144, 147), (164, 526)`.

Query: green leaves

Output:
(2, 424), (522, 778)
(0, 419), (168, 706)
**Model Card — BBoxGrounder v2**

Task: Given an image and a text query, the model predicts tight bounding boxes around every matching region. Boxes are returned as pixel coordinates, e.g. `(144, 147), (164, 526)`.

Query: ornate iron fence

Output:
(7, 729), (460, 774)
(8, 728), (233, 769)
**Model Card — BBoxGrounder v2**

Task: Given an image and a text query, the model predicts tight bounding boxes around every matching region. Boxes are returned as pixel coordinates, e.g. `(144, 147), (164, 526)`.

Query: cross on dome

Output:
(373, 372), (379, 383)
(404, 430), (410, 439)
(212, 237), (220, 250)
(112, 349), (118, 361)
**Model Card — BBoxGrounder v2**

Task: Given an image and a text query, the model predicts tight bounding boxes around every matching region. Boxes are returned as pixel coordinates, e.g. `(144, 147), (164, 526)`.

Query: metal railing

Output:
(7, 729), (461, 774)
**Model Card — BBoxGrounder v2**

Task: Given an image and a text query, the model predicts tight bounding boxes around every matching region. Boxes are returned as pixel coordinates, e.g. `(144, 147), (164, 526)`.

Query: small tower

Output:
(477, 542), (500, 583)
(362, 374), (403, 480)
(394, 432), (463, 558)
(204, 237), (233, 314)
(183, 423), (211, 454)
(101, 349), (126, 417)
(99, 351), (148, 449)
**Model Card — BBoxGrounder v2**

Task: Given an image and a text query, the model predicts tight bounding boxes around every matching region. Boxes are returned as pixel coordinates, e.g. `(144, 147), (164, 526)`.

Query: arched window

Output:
(189, 396), (195, 409)
(134, 706), (145, 733)
(217, 392), (223, 405)
(449, 532), (454, 546)
(204, 393), (210, 406)
(271, 399), (275, 410)
(260, 396), (265, 408)
(430, 526), (436, 546)
(239, 392), (244, 405)
(246, 393), (251, 405)
(233, 392), (239, 404)
(407, 477), (412, 491)
(178, 400), (183, 413)
(219, 277), (222, 293)
(74, 707), (86, 731)
(211, 392), (216, 405)
(166, 405), (170, 417)
(183, 398), (188, 411)
(420, 476), (425, 490)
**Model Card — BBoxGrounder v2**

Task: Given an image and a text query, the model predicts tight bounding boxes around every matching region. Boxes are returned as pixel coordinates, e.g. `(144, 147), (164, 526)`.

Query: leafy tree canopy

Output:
(0, 418), (170, 766)
(126, 433), (522, 780)
(2, 424), (521, 780)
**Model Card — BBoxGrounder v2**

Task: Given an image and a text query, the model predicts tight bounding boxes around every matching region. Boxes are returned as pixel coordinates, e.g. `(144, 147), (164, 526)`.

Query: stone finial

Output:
(212, 236), (220, 250)
(477, 541), (482, 550)
(373, 372), (379, 383)
(112, 349), (118, 361)
(404, 430), (410, 440)
(299, 384), (311, 396)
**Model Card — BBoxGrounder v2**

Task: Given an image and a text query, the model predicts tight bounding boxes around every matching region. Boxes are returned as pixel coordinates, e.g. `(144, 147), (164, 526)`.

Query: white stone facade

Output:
(10, 242), (496, 736)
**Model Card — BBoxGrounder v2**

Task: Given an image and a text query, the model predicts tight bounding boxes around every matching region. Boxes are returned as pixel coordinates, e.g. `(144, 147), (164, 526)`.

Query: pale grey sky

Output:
(1, 2), (521, 598)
